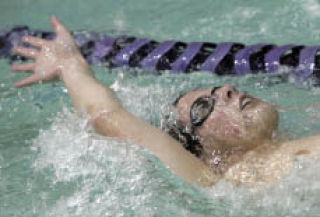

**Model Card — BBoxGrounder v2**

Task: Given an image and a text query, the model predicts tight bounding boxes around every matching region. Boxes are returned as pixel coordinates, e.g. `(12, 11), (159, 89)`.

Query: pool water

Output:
(1, 0), (320, 216)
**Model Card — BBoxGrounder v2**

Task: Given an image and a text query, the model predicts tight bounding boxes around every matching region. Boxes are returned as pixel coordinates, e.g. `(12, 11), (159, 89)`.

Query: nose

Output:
(218, 84), (239, 102)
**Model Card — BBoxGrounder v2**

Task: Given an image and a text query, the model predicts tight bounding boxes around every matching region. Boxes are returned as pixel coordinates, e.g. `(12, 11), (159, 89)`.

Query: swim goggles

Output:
(190, 87), (220, 127)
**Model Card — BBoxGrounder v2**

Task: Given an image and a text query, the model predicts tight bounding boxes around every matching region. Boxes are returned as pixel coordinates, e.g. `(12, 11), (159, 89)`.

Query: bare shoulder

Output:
(278, 134), (320, 157)
(223, 135), (320, 187)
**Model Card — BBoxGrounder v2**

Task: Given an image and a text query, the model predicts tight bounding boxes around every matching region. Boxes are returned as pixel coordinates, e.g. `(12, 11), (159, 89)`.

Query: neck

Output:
(200, 139), (252, 174)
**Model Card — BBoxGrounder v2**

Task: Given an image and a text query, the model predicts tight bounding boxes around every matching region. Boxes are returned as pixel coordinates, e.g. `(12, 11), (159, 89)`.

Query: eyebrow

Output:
(173, 86), (222, 107)
(211, 86), (222, 95)
(173, 86), (202, 106)
(173, 92), (187, 106)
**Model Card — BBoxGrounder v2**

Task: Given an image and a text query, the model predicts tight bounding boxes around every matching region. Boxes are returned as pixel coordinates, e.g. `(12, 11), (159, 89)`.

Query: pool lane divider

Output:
(1, 26), (319, 81)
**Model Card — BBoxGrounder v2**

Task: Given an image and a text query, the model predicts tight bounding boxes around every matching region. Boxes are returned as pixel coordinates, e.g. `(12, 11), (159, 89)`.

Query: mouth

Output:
(240, 95), (254, 110)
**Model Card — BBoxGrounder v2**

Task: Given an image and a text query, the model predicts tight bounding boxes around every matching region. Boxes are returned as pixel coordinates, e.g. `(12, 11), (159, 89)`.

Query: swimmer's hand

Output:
(11, 15), (81, 87)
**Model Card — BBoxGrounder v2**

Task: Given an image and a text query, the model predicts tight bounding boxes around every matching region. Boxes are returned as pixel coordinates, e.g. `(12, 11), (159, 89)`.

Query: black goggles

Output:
(190, 87), (220, 127)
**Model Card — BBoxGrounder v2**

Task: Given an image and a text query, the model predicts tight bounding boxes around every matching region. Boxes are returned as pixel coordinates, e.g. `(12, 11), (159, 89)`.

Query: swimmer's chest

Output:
(223, 139), (320, 186)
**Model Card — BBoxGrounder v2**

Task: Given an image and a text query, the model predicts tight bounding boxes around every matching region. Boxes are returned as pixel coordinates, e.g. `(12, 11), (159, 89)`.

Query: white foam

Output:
(32, 109), (194, 216)
(31, 107), (320, 216)
(30, 74), (320, 216)
(208, 157), (320, 216)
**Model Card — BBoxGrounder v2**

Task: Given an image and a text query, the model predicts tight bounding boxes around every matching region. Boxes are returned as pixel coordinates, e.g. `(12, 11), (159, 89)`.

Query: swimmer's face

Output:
(175, 84), (279, 151)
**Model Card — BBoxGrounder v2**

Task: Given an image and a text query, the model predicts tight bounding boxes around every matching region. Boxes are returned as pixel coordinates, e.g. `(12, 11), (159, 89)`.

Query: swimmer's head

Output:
(174, 84), (279, 152)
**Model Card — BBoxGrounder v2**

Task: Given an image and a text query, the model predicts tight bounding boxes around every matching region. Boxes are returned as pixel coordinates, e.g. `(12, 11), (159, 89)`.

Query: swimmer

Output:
(10, 16), (320, 187)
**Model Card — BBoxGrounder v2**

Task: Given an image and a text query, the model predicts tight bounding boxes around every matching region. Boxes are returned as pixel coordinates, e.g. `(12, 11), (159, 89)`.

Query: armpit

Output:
(294, 149), (311, 156)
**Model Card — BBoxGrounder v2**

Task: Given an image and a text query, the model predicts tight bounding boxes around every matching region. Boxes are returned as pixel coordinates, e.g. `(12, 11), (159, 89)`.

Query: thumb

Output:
(51, 15), (70, 36)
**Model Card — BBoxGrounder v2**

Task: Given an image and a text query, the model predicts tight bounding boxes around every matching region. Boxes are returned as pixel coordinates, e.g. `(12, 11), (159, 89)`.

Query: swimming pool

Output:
(1, 0), (320, 216)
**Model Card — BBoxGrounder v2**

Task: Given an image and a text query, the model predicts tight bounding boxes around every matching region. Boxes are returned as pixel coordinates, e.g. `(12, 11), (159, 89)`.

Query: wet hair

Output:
(162, 88), (209, 157)
(162, 117), (203, 157)
(162, 90), (204, 157)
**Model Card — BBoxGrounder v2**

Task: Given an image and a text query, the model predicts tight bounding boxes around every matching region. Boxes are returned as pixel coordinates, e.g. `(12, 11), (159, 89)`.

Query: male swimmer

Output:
(10, 16), (320, 187)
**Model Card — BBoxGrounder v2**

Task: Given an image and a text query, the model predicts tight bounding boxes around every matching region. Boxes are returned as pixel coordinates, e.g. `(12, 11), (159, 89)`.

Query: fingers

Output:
(51, 15), (69, 36)
(11, 63), (35, 72)
(12, 46), (39, 59)
(14, 74), (41, 87)
(22, 36), (47, 48)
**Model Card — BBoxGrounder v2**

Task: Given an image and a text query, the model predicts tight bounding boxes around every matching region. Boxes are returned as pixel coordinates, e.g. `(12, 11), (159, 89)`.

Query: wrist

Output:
(59, 52), (91, 78)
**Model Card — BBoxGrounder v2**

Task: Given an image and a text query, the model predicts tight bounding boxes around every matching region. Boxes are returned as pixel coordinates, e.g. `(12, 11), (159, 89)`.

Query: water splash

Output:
(28, 105), (320, 217)
(31, 109), (215, 217)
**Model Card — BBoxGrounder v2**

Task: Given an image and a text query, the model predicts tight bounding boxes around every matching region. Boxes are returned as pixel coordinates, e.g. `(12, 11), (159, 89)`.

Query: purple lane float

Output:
(1, 26), (319, 82)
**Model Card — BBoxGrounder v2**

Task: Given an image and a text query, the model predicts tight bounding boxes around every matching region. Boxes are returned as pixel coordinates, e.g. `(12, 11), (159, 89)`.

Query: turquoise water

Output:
(1, 0), (320, 216)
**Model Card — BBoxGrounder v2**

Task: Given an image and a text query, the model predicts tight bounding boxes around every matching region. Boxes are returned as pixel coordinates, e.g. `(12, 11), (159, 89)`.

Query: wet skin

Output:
(10, 16), (320, 187)
(176, 84), (279, 154)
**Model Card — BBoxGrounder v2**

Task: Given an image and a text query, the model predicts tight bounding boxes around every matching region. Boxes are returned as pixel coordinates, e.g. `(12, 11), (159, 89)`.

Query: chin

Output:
(252, 108), (278, 140)
(241, 101), (278, 140)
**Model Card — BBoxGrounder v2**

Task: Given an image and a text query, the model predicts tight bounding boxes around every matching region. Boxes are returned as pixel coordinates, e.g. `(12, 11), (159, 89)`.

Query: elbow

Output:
(89, 107), (126, 138)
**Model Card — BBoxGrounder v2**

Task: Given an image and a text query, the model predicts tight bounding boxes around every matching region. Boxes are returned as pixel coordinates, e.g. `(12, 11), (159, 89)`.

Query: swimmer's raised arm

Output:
(12, 15), (121, 116)
(11, 16), (218, 186)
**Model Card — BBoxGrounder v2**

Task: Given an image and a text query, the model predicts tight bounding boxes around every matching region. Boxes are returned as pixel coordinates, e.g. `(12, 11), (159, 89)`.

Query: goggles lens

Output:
(190, 96), (215, 127)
